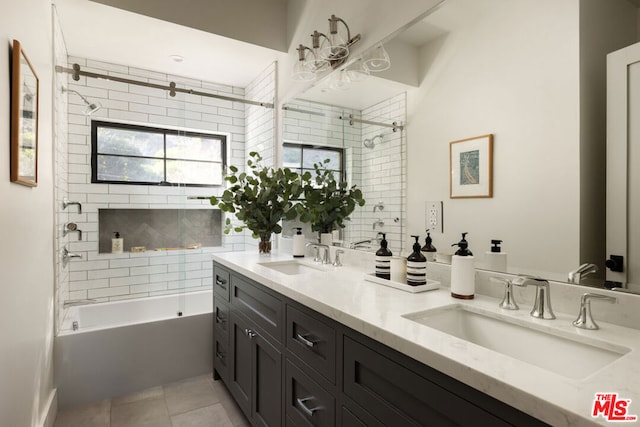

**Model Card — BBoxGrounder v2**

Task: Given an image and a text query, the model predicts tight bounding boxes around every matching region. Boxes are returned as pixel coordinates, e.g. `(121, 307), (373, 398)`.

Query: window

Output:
(283, 143), (344, 181)
(91, 121), (226, 186)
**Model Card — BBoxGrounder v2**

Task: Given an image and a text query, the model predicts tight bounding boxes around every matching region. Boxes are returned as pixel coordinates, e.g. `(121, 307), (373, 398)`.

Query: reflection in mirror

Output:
(285, 0), (640, 291)
(282, 97), (406, 254)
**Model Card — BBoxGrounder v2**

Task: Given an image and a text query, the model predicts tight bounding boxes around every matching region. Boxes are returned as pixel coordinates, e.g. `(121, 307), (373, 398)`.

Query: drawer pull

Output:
(215, 351), (225, 362)
(215, 315), (226, 324)
(296, 397), (319, 416)
(215, 277), (227, 287)
(296, 333), (317, 348)
(245, 328), (257, 338)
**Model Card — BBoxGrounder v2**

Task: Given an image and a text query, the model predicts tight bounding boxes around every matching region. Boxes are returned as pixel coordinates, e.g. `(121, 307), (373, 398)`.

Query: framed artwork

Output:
(450, 134), (493, 198)
(11, 39), (39, 187)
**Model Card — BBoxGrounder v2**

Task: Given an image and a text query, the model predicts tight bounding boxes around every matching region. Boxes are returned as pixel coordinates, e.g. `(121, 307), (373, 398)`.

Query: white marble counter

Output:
(212, 250), (640, 427)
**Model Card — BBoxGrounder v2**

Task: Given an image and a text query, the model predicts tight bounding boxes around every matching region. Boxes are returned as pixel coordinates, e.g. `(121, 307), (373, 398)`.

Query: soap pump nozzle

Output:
(452, 232), (473, 256)
(490, 239), (503, 253)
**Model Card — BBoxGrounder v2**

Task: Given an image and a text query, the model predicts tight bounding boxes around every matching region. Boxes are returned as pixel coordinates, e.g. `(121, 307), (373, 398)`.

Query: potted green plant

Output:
(210, 152), (303, 254)
(296, 159), (365, 243)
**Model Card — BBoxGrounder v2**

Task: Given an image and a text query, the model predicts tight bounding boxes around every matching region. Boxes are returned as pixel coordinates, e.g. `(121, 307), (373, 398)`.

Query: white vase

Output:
(320, 232), (333, 246)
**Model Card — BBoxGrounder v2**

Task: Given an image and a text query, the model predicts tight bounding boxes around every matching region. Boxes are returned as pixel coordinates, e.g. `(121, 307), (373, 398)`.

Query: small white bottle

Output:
(485, 239), (508, 272)
(292, 228), (305, 258)
(112, 231), (123, 254)
(450, 232), (475, 299)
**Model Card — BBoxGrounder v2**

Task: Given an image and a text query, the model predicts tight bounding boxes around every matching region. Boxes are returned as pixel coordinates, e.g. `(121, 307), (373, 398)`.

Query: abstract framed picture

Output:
(450, 134), (493, 198)
(10, 39), (39, 187)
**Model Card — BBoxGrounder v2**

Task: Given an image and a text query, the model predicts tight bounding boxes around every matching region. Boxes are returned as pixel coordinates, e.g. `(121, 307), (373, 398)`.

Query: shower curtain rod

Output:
(282, 105), (404, 131)
(339, 113), (404, 132)
(55, 64), (274, 109)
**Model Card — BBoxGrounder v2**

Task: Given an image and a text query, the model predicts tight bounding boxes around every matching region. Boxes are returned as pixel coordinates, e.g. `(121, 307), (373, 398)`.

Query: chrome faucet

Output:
(63, 222), (82, 241)
(568, 263), (598, 284)
(62, 246), (82, 266)
(572, 293), (617, 330)
(306, 243), (330, 264)
(62, 198), (82, 214)
(490, 277), (519, 310)
(333, 250), (344, 267)
(511, 275), (556, 319)
(372, 201), (385, 213)
(372, 219), (384, 230)
(349, 239), (372, 249)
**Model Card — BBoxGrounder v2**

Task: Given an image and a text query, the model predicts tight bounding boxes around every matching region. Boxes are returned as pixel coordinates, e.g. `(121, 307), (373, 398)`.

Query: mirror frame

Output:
(11, 39), (39, 187)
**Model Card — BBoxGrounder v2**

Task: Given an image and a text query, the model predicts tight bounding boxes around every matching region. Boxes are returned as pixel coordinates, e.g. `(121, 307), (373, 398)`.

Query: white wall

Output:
(0, 1), (57, 426)
(406, 0), (581, 281)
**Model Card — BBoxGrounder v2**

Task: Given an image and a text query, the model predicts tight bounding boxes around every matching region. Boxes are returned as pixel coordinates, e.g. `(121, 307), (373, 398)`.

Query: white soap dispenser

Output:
(112, 231), (124, 254)
(292, 227), (305, 258)
(485, 239), (508, 272)
(450, 232), (475, 299)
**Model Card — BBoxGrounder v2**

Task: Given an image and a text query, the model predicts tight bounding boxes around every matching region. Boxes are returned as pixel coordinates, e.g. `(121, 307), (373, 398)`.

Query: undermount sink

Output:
(257, 260), (325, 275)
(403, 304), (630, 380)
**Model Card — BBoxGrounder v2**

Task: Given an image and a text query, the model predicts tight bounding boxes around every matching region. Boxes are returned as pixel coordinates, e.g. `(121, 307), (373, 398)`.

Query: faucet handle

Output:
(333, 250), (344, 267)
(572, 293), (617, 330)
(490, 277), (519, 310)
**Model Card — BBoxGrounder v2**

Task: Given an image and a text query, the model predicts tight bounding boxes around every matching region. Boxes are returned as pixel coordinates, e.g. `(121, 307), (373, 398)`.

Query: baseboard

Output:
(39, 388), (58, 427)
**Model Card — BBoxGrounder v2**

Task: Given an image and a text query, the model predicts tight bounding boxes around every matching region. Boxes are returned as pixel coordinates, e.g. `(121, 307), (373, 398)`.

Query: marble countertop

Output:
(212, 250), (640, 426)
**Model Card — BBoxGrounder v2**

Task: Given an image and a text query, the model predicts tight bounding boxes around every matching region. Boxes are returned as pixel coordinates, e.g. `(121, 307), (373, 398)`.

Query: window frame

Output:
(91, 120), (227, 187)
(283, 142), (346, 182)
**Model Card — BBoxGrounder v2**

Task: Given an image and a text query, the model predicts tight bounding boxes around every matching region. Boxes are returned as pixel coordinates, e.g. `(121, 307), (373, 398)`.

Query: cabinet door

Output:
(253, 333), (283, 427)
(232, 274), (284, 343)
(214, 337), (229, 383)
(229, 311), (252, 419)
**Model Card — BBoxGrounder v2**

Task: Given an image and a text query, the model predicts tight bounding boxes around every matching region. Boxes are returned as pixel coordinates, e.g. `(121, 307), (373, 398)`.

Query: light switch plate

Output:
(426, 201), (443, 233)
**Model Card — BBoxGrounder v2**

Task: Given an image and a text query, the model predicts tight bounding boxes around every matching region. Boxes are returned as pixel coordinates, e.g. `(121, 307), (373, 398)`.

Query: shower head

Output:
(363, 134), (384, 149)
(63, 87), (102, 115)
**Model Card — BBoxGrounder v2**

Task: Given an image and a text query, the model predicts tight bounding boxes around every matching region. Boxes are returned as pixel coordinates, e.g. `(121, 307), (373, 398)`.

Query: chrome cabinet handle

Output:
(245, 328), (257, 338)
(215, 351), (225, 362)
(215, 276), (227, 287)
(215, 315), (226, 324)
(296, 397), (319, 416)
(296, 333), (317, 348)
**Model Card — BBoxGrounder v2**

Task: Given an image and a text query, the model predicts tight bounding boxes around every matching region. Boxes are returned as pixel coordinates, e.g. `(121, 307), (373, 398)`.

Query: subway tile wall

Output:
(58, 56), (275, 307)
(281, 94), (406, 252)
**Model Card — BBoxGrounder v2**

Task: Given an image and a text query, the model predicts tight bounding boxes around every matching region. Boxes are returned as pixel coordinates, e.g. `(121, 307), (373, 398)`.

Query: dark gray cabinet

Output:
(213, 262), (548, 427)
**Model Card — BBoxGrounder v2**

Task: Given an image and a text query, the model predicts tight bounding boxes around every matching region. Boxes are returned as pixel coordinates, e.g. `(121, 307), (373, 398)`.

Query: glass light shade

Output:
(319, 32), (348, 60)
(328, 70), (351, 90)
(304, 51), (330, 73)
(292, 60), (315, 81)
(344, 59), (369, 83)
(363, 44), (391, 72)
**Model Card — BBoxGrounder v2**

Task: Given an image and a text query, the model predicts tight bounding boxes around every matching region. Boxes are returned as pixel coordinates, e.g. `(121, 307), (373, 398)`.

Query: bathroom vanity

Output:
(212, 251), (640, 426)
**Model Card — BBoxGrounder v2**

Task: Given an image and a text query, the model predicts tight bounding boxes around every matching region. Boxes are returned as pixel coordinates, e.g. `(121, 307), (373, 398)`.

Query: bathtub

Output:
(55, 291), (213, 407)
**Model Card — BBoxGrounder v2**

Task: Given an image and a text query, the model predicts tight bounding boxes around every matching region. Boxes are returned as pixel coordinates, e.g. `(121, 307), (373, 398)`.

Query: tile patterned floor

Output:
(54, 374), (250, 427)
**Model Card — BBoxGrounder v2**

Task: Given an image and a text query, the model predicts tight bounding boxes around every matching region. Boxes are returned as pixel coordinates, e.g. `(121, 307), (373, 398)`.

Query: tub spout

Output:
(63, 299), (97, 308)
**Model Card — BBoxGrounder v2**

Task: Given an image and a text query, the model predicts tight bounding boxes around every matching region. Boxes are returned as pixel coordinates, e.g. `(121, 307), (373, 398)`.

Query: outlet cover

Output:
(426, 201), (443, 233)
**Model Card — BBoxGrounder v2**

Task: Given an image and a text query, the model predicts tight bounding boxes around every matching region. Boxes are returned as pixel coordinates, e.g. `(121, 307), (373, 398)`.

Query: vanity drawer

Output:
(213, 264), (230, 301)
(214, 337), (230, 383)
(343, 336), (514, 427)
(214, 298), (230, 344)
(285, 359), (335, 427)
(286, 304), (336, 383)
(231, 274), (283, 343)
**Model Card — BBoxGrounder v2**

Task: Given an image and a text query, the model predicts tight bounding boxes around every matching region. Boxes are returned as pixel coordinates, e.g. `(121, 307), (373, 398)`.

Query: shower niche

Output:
(98, 208), (222, 253)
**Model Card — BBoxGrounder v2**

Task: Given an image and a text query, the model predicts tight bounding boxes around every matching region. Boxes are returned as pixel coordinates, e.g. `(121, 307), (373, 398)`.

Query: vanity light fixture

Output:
(292, 14), (361, 82)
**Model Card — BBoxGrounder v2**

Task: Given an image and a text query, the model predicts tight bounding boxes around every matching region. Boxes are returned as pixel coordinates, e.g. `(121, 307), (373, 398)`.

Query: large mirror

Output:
(284, 0), (640, 289)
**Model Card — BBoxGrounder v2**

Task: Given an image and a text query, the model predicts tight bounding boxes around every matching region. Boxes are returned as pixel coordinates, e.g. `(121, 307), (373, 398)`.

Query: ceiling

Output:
(53, 0), (287, 88)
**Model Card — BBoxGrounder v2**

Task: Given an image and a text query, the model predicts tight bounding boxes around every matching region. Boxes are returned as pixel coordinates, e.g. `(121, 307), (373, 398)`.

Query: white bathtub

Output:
(55, 291), (213, 407)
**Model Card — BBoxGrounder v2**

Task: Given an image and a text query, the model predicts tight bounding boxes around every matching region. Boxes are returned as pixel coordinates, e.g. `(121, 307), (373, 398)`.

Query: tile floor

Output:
(53, 374), (250, 427)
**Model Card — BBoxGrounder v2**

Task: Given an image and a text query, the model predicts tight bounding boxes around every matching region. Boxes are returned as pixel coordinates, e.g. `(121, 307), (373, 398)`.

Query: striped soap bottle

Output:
(375, 233), (392, 279)
(406, 235), (427, 286)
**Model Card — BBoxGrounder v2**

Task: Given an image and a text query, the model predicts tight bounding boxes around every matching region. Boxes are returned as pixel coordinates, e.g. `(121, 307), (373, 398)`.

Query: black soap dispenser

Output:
(450, 232), (475, 299)
(421, 229), (437, 262)
(375, 233), (393, 279)
(407, 235), (427, 286)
